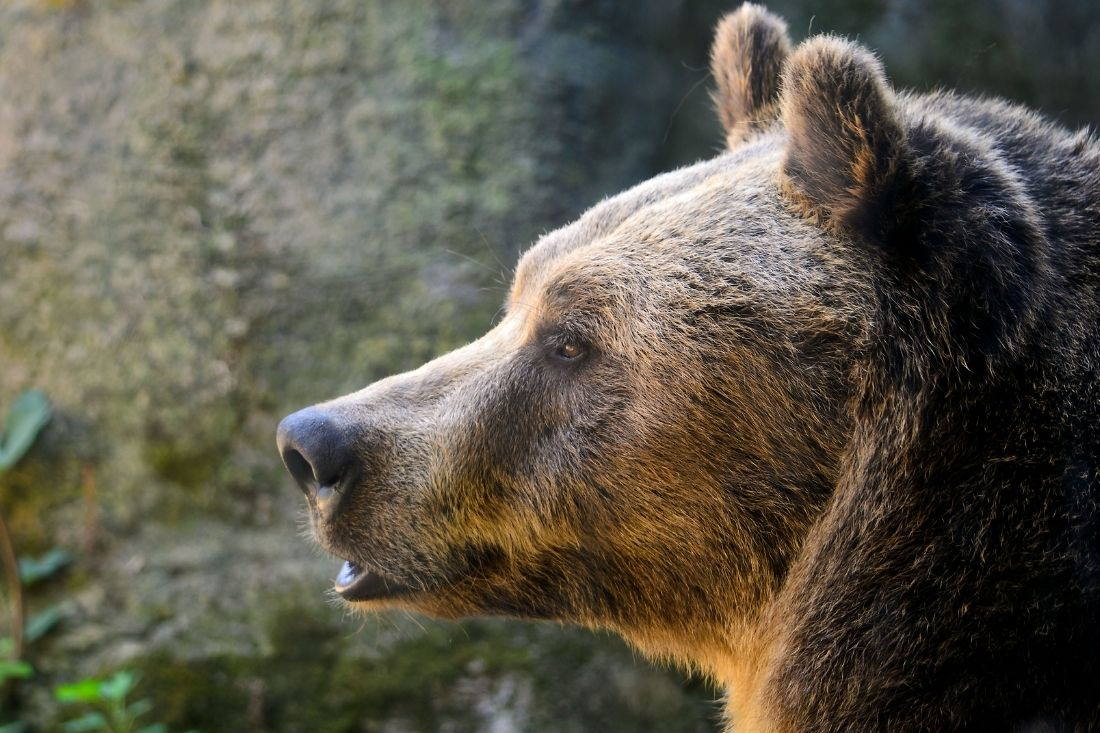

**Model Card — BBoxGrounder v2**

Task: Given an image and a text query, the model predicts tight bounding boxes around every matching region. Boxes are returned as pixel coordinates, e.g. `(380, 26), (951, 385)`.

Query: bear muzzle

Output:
(276, 405), (427, 602)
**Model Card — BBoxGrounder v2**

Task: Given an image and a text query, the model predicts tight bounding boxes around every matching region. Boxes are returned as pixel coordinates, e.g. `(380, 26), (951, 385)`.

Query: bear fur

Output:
(279, 4), (1100, 729)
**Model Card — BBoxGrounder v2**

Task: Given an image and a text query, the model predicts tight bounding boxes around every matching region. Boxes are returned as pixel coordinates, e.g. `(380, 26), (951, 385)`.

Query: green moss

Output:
(121, 590), (718, 732)
(128, 654), (253, 730)
(130, 629), (717, 732)
(141, 401), (237, 494)
(0, 0), (546, 531)
(0, 412), (93, 550)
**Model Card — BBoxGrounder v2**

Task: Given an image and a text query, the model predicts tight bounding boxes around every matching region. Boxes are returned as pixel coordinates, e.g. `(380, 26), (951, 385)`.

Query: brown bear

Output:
(277, 4), (1100, 730)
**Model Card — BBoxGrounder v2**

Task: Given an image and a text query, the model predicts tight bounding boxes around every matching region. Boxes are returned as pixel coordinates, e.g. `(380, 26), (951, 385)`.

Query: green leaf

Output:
(98, 669), (136, 701)
(0, 389), (51, 472)
(25, 604), (65, 642)
(0, 660), (33, 682)
(0, 637), (12, 656)
(55, 678), (104, 703)
(126, 698), (153, 719)
(18, 548), (72, 585)
(135, 725), (167, 733)
(61, 712), (109, 733)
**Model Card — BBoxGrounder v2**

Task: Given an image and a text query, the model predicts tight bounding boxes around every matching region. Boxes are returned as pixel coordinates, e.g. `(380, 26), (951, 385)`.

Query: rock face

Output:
(0, 0), (725, 527)
(3, 0), (1099, 729)
(0, 0), (726, 728)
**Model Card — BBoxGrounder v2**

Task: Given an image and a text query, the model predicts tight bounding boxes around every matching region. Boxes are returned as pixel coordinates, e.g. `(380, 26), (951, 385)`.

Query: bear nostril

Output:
(276, 407), (354, 506)
(282, 448), (316, 490)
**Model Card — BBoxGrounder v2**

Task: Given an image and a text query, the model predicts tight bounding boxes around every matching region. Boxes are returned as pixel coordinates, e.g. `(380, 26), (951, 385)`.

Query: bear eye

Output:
(554, 342), (585, 361)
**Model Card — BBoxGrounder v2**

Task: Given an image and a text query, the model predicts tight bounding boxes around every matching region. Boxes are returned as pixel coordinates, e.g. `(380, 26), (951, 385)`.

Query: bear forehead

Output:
(509, 135), (831, 314)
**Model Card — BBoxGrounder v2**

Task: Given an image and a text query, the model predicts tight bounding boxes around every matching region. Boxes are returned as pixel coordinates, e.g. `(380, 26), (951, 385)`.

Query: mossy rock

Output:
(10, 519), (713, 731)
(131, 615), (718, 733)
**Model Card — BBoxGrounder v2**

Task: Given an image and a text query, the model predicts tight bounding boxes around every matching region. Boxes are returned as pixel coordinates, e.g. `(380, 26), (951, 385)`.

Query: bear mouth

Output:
(334, 560), (416, 601)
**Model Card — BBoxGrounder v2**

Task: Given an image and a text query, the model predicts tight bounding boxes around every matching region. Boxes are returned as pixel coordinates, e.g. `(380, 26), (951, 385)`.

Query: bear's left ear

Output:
(710, 4), (792, 147)
(779, 36), (910, 239)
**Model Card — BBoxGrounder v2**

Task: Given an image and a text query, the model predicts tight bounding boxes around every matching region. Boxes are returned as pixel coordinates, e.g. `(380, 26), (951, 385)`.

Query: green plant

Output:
(0, 393), (177, 731)
(0, 391), (52, 473)
(0, 638), (32, 685)
(0, 390), (52, 666)
(19, 547), (73, 649)
(0, 637), (33, 731)
(55, 670), (166, 733)
(0, 390), (52, 732)
(19, 547), (72, 585)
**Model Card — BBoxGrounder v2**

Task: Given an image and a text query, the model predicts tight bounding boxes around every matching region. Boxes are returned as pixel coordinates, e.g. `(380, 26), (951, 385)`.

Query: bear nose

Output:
(276, 407), (353, 512)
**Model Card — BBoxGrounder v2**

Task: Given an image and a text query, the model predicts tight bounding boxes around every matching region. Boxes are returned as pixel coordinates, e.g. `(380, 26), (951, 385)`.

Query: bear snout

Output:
(276, 406), (358, 522)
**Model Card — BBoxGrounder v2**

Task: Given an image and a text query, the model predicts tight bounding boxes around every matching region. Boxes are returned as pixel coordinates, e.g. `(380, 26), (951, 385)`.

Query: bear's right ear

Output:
(778, 36), (910, 240)
(710, 3), (792, 147)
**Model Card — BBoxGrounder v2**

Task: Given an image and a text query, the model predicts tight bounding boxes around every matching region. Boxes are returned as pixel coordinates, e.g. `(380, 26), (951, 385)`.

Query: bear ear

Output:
(779, 36), (909, 239)
(710, 3), (792, 147)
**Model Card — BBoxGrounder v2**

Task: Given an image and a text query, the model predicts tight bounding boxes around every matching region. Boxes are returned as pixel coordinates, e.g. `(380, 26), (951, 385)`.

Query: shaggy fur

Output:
(711, 4), (790, 146)
(279, 4), (1100, 730)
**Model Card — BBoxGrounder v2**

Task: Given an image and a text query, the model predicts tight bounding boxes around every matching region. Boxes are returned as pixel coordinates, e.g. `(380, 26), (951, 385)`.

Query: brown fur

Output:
(710, 4), (791, 147)
(280, 4), (1100, 730)
(778, 36), (909, 239)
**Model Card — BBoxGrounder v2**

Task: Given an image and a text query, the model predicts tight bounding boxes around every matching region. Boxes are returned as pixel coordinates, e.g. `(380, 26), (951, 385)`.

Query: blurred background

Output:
(1, 0), (1098, 730)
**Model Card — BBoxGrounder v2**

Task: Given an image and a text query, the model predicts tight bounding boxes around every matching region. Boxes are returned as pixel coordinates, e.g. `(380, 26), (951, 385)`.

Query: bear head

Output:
(277, 1), (1049, 674)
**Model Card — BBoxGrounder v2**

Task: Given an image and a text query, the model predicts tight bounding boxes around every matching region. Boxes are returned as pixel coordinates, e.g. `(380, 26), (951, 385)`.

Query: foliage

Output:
(1, 389), (53, 668)
(0, 639), (33, 731)
(18, 548), (72, 586)
(0, 391), (51, 473)
(25, 603), (65, 643)
(0, 391), (57, 729)
(55, 670), (170, 733)
(0, 390), (174, 731)
(0, 658), (33, 684)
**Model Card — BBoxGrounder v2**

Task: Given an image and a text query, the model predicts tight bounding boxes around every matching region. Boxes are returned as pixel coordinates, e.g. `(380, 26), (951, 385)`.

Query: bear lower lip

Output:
(334, 560), (414, 601)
